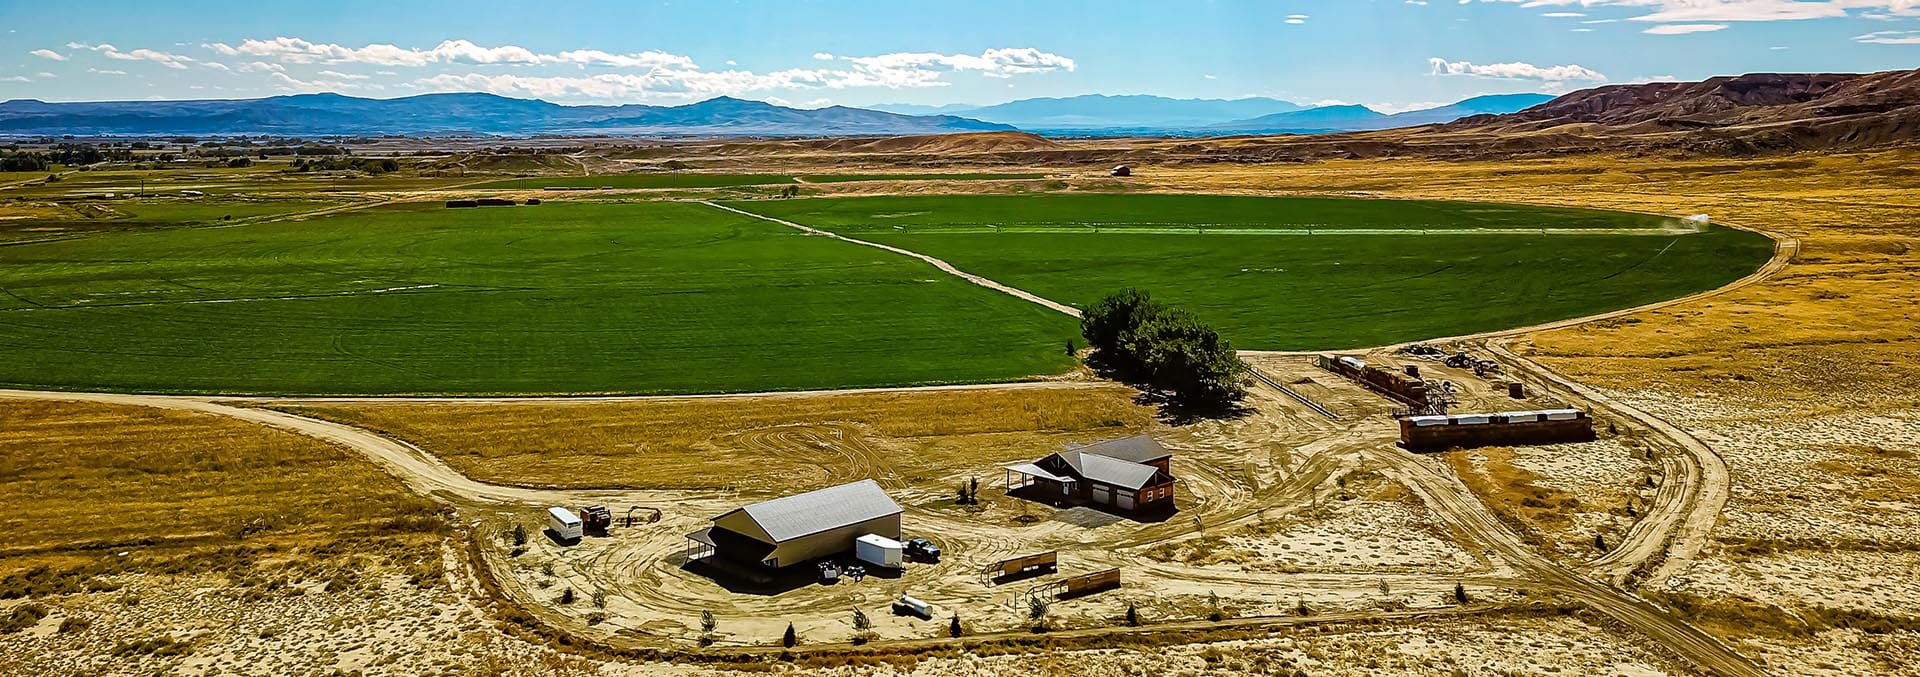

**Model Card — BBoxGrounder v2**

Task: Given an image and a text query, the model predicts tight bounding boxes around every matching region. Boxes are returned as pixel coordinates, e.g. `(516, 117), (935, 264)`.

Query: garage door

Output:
(1093, 487), (1111, 504)
(1117, 492), (1135, 510)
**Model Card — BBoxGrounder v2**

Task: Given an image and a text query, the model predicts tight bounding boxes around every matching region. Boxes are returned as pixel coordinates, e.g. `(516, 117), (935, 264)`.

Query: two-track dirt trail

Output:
(0, 389), (570, 506)
(701, 200), (1084, 317)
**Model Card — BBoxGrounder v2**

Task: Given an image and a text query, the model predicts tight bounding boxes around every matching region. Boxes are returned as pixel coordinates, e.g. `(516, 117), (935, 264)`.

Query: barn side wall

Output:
(1399, 418), (1596, 453)
(764, 513), (903, 568)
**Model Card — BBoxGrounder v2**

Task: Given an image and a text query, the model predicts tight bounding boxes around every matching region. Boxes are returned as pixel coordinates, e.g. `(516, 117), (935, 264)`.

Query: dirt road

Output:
(0, 388), (574, 506)
(1487, 342), (1730, 587)
(1361, 445), (1763, 677)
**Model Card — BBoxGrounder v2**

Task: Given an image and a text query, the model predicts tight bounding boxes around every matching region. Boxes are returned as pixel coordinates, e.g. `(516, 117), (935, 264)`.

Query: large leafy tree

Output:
(1080, 289), (1248, 408)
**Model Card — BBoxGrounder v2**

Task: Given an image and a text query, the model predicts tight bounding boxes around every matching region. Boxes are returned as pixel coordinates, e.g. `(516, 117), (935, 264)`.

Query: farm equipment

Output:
(623, 506), (662, 527)
(1444, 351), (1504, 377)
(1402, 343), (1446, 359)
(579, 505), (613, 537)
(818, 561), (840, 582)
(904, 537), (941, 563)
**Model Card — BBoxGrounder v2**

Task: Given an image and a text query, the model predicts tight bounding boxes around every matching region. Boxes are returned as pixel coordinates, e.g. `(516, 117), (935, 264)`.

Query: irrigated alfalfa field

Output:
(0, 193), (1772, 395)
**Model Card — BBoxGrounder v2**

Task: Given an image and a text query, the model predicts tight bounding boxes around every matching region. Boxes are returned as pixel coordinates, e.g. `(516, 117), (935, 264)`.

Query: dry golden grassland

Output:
(0, 399), (443, 597)
(278, 384), (1154, 491)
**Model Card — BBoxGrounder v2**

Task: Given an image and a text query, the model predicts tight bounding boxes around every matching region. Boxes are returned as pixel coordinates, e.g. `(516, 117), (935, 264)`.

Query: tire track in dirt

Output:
(1487, 342), (1728, 588)
(1362, 444), (1763, 677)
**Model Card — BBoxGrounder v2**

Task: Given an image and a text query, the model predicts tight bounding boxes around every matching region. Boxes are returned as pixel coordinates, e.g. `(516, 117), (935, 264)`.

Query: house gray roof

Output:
(1069, 435), (1170, 464)
(728, 479), (903, 543)
(1070, 452), (1163, 490)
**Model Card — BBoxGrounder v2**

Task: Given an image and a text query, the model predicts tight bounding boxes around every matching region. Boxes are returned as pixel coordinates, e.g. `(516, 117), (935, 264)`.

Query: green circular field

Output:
(0, 194), (1774, 395)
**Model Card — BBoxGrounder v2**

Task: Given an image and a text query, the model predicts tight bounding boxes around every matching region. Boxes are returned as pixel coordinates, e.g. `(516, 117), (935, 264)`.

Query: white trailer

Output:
(548, 507), (583, 541)
(855, 533), (903, 568)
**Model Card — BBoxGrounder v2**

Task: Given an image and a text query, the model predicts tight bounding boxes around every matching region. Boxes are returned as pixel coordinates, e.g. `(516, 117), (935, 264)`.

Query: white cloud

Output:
(1285, 14), (1310, 24)
(0, 75), (29, 83)
(68, 42), (195, 69)
(87, 68), (128, 75)
(35, 72), (55, 78)
(1856, 29), (1920, 43)
(29, 48), (67, 61)
(1427, 57), (1606, 82)
(317, 69), (370, 80)
(812, 52), (835, 60)
(1644, 23), (1730, 33)
(204, 36), (695, 70)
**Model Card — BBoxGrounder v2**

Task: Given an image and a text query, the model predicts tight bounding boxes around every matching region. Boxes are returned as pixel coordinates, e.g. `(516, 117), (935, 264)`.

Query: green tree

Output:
(1079, 289), (1248, 408)
(1125, 603), (1140, 626)
(782, 622), (797, 648)
(1454, 582), (1470, 605)
(949, 614), (963, 637)
(1028, 596), (1050, 632)
(700, 610), (717, 645)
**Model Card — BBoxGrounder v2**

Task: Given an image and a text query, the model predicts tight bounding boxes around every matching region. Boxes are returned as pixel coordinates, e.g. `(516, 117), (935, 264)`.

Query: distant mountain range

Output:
(877, 93), (1552, 135)
(1205, 94), (1557, 134)
(0, 93), (1013, 137)
(873, 94), (1305, 130)
(0, 91), (1556, 138)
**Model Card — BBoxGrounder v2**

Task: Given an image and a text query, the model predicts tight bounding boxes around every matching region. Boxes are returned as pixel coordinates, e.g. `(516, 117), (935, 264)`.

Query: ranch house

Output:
(684, 479), (903, 570)
(1003, 435), (1176, 515)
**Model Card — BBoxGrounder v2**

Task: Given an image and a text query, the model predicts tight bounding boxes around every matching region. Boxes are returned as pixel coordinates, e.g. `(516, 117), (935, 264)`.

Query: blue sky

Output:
(3, 1), (1917, 112)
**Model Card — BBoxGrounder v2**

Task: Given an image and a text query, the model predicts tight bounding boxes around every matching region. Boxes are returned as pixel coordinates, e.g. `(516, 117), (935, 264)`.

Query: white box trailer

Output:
(548, 507), (584, 541)
(855, 533), (903, 568)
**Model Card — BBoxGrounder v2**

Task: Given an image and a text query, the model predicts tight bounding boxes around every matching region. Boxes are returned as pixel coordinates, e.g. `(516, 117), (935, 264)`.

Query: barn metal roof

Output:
(727, 479), (903, 544)
(1068, 434), (1171, 464)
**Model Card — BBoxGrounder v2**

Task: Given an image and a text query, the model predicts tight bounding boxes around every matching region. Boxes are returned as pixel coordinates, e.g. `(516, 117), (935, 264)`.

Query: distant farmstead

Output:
(1110, 165), (1132, 177)
(684, 479), (903, 570)
(1004, 434), (1175, 515)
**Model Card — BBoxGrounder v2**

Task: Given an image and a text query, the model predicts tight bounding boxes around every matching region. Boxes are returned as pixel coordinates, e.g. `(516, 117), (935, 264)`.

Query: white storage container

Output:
(855, 533), (904, 568)
(1544, 409), (1584, 421)
(548, 507), (583, 541)
(893, 594), (932, 618)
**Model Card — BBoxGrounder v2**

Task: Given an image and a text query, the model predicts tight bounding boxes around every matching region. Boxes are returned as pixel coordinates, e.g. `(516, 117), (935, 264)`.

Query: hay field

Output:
(0, 200), (1078, 395)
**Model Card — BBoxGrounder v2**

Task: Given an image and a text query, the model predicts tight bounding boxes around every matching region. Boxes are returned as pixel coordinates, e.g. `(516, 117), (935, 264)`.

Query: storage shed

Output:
(685, 480), (903, 570)
(1399, 408), (1596, 452)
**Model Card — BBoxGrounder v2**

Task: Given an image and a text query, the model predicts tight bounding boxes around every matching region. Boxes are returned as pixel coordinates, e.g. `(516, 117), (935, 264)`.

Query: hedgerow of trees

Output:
(1081, 288), (1248, 408)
